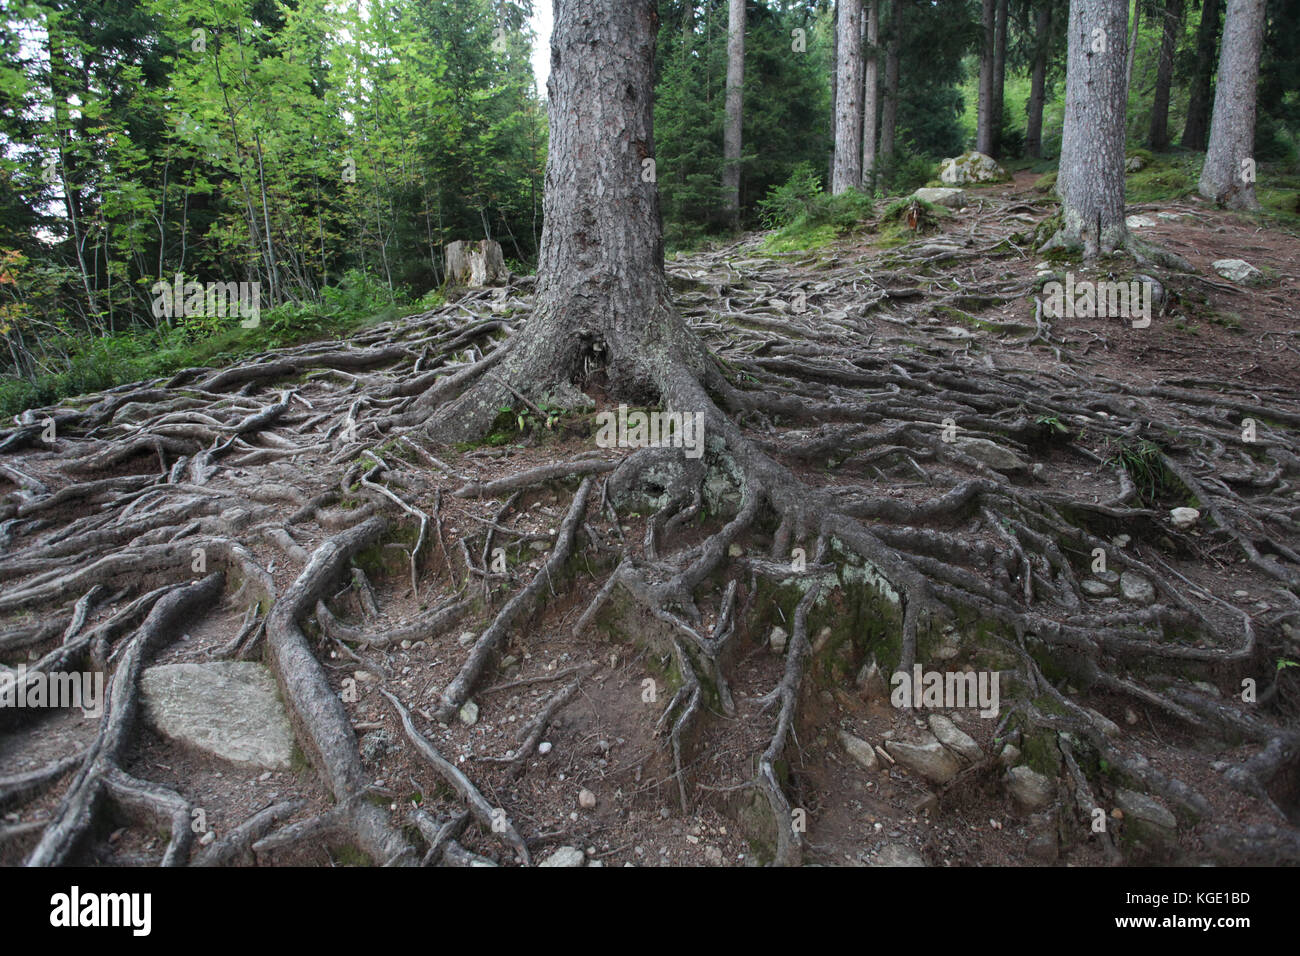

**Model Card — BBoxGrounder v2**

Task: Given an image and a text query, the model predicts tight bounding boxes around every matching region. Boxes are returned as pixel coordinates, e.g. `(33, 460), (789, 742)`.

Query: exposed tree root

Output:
(3, 206), (1298, 865)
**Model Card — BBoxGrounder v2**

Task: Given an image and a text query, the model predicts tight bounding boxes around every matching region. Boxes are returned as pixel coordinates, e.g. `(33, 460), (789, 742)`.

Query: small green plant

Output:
(1035, 414), (1070, 437)
(1104, 438), (1181, 505)
(758, 164), (874, 251)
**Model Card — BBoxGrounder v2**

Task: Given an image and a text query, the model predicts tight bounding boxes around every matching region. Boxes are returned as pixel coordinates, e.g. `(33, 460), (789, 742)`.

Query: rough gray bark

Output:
(829, 11), (838, 183)
(1052, 0), (1130, 257)
(977, 0), (997, 155)
(1198, 0), (1264, 208)
(1181, 0), (1221, 150)
(879, 0), (902, 167)
(1147, 0), (1184, 150)
(832, 0), (864, 194)
(991, 0), (1009, 156)
(723, 0), (745, 228)
(1025, 1), (1053, 158)
(861, 0), (880, 190)
(426, 0), (714, 443)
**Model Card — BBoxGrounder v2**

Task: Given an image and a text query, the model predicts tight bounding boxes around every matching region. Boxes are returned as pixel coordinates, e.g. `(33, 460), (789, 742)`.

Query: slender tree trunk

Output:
(977, 0), (996, 154)
(1181, 0), (1221, 149)
(1125, 0), (1140, 101)
(1198, 0), (1265, 208)
(1053, 0), (1130, 258)
(1025, 1), (1053, 158)
(878, 0), (902, 168)
(861, 0), (880, 190)
(829, 9), (838, 183)
(723, 0), (745, 228)
(832, 0), (864, 193)
(991, 0), (1009, 156)
(1147, 0), (1183, 149)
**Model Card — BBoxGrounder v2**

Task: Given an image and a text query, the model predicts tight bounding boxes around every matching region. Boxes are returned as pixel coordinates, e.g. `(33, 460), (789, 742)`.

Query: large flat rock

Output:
(140, 662), (295, 770)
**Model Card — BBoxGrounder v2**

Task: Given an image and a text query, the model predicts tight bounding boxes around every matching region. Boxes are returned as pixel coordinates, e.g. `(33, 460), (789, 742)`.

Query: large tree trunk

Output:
(861, 0), (880, 190)
(1025, 0), (1053, 158)
(1052, 0), (1130, 258)
(427, 0), (713, 442)
(1198, 0), (1265, 208)
(878, 0), (902, 168)
(977, 0), (997, 155)
(723, 0), (745, 229)
(1181, 0), (1221, 150)
(991, 0), (1010, 156)
(832, 0), (865, 193)
(1147, 0), (1184, 149)
(829, 9), (838, 183)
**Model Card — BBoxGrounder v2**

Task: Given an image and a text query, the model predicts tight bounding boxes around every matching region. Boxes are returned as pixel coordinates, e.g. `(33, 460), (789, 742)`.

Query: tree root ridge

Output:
(2, 220), (1297, 865)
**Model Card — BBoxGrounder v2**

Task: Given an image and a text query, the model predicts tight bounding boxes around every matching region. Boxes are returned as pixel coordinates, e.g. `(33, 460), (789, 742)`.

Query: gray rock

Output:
(871, 844), (926, 867)
(1170, 507), (1200, 529)
(939, 151), (1008, 185)
(459, 700), (479, 726)
(1212, 258), (1265, 286)
(1081, 578), (1113, 597)
(1126, 214), (1157, 228)
(140, 662), (295, 770)
(1115, 788), (1176, 830)
(913, 187), (968, 209)
(855, 658), (889, 699)
(999, 743), (1021, 767)
(838, 730), (879, 771)
(1120, 571), (1157, 605)
(928, 714), (982, 763)
(885, 735), (963, 784)
(1005, 766), (1055, 812)
(1126, 156), (1146, 172)
(769, 626), (788, 655)
(954, 437), (1029, 472)
(538, 846), (586, 868)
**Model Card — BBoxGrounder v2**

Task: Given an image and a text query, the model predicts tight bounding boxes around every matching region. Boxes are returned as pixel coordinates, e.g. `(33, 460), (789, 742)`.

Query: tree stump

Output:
(443, 240), (508, 287)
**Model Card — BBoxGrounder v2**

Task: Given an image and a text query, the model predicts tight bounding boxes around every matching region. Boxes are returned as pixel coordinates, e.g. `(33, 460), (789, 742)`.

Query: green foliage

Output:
(1125, 152), (1201, 204)
(655, 0), (830, 246)
(1104, 437), (1182, 506)
(0, 270), (400, 416)
(0, 0), (544, 387)
(756, 164), (873, 251)
(875, 150), (939, 196)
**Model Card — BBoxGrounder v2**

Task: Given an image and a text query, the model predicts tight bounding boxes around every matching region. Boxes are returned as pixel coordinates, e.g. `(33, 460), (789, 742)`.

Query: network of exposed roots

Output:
(2, 191), (1298, 866)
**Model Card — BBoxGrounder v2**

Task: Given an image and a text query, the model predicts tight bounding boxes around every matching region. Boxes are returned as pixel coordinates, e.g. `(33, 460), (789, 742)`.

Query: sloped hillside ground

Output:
(2, 172), (1298, 867)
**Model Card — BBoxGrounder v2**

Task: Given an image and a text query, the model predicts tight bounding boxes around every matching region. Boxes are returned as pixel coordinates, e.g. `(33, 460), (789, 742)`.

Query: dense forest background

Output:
(1, 0), (1297, 414)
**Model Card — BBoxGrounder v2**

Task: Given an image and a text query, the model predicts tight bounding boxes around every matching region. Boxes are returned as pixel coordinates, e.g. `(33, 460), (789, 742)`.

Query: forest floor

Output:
(2, 171), (1298, 867)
